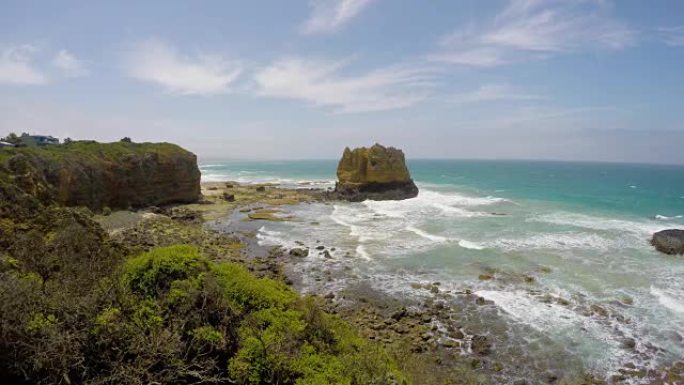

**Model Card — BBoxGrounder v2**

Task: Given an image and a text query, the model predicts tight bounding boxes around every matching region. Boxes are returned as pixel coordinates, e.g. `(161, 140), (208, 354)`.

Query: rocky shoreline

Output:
(116, 180), (682, 385)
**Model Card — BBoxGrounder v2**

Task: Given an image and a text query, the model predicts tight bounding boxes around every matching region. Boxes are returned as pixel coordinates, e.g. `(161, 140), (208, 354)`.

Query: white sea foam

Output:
(256, 227), (300, 250)
(406, 226), (449, 243)
(489, 232), (614, 251)
(650, 286), (684, 316)
(356, 245), (371, 261)
(655, 214), (683, 220)
(458, 240), (486, 250)
(531, 212), (670, 236)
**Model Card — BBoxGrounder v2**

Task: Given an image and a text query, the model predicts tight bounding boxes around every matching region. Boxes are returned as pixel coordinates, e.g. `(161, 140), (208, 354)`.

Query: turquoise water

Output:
(202, 159), (684, 381)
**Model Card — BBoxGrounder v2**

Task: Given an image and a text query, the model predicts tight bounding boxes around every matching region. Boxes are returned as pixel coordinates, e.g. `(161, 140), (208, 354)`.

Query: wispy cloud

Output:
(658, 26), (684, 47)
(300, 0), (375, 35)
(449, 84), (542, 104)
(0, 45), (48, 85)
(52, 49), (88, 77)
(124, 39), (242, 95)
(253, 57), (434, 113)
(431, 0), (635, 67)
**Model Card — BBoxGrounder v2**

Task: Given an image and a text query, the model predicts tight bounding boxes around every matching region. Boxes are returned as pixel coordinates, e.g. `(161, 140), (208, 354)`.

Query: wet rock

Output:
(651, 229), (684, 255)
(324, 292), (335, 300)
(450, 329), (465, 340)
(255, 186), (266, 192)
(222, 192), (235, 202)
(478, 274), (494, 281)
(471, 335), (492, 356)
(470, 358), (485, 369)
(391, 307), (407, 321)
(589, 304), (609, 318)
(315, 245), (325, 250)
(289, 248), (308, 258)
(622, 337), (636, 350)
(170, 208), (203, 223)
(322, 250), (332, 259)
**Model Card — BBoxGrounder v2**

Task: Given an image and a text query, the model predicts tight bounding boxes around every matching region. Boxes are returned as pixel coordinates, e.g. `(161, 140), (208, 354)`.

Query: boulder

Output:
(651, 229), (684, 255)
(334, 143), (418, 201)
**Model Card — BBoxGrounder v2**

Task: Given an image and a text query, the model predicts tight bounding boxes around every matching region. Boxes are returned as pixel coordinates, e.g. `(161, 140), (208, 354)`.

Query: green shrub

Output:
(121, 244), (209, 297)
(211, 262), (297, 311)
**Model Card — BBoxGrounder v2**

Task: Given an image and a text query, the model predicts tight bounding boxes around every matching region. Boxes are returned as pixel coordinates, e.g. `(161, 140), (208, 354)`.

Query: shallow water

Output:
(201, 159), (684, 380)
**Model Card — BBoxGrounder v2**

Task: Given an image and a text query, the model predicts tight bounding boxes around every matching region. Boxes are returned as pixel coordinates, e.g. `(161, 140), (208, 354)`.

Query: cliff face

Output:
(0, 141), (201, 211)
(335, 143), (418, 201)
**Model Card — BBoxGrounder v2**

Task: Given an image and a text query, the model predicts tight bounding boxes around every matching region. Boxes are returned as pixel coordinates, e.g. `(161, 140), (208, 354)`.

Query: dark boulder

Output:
(651, 229), (684, 255)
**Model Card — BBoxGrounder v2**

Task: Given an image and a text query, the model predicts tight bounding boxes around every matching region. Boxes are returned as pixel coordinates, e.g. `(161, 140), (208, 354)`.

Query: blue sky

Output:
(1, 0), (684, 163)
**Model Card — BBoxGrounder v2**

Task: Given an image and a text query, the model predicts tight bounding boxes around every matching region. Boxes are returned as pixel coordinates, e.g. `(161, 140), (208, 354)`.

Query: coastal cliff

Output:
(0, 141), (200, 211)
(335, 143), (419, 201)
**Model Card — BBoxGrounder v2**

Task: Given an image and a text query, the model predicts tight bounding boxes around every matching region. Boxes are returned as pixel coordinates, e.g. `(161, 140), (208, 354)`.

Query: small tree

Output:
(1, 133), (21, 145)
(120, 137), (132, 143)
(63, 137), (73, 145)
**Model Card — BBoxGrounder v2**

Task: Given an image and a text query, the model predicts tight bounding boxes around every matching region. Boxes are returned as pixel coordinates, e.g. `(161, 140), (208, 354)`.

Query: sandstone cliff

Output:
(335, 143), (418, 201)
(0, 141), (201, 211)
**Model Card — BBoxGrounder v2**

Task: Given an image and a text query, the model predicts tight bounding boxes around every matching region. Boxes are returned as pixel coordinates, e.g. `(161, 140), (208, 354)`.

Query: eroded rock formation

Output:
(0, 141), (201, 211)
(334, 143), (418, 201)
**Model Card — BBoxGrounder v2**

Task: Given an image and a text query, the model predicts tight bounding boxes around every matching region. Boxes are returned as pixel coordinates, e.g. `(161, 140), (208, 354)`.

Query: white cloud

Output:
(301, 0), (374, 34)
(658, 26), (684, 47)
(431, 0), (635, 67)
(0, 45), (47, 85)
(449, 84), (541, 104)
(124, 39), (242, 95)
(253, 57), (434, 113)
(428, 48), (506, 67)
(52, 49), (88, 77)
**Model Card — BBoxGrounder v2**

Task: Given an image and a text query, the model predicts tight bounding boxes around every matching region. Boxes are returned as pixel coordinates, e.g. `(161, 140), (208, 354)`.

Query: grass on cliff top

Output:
(0, 141), (193, 164)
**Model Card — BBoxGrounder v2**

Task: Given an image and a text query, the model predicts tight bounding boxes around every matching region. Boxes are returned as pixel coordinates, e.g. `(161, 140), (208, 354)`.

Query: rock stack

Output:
(334, 143), (419, 201)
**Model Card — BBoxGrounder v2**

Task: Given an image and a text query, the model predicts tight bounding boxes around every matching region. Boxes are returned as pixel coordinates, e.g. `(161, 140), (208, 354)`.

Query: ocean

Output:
(201, 159), (684, 379)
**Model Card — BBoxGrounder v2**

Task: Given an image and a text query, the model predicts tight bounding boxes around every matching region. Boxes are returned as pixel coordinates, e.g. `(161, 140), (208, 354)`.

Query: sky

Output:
(1, 0), (684, 164)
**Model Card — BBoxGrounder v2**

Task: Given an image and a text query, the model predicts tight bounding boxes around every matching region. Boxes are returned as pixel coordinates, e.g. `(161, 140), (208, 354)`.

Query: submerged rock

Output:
(334, 143), (418, 201)
(651, 229), (684, 255)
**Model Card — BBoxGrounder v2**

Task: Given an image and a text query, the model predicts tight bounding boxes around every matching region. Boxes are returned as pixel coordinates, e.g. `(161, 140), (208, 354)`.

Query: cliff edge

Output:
(334, 143), (419, 201)
(0, 141), (201, 211)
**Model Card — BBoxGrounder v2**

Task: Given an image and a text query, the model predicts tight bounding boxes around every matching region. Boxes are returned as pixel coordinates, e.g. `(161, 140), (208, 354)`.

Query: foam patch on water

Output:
(488, 232), (614, 251)
(531, 212), (672, 236)
(256, 227), (300, 250)
(655, 214), (683, 220)
(650, 286), (684, 316)
(406, 226), (450, 243)
(458, 240), (486, 250)
(476, 289), (626, 371)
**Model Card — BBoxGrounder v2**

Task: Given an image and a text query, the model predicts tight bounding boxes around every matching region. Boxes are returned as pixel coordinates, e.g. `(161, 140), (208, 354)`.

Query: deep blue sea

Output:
(201, 159), (684, 380)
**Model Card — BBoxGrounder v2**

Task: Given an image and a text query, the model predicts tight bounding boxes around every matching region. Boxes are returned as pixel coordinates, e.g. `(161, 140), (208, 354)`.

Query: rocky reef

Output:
(334, 143), (419, 201)
(0, 141), (200, 211)
(651, 229), (684, 255)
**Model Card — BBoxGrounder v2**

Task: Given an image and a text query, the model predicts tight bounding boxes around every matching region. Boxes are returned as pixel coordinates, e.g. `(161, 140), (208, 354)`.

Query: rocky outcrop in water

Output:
(651, 229), (684, 255)
(334, 143), (418, 201)
(0, 141), (201, 211)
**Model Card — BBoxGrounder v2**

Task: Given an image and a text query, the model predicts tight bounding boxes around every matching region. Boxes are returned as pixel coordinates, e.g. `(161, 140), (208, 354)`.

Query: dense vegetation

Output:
(0, 176), (403, 385)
